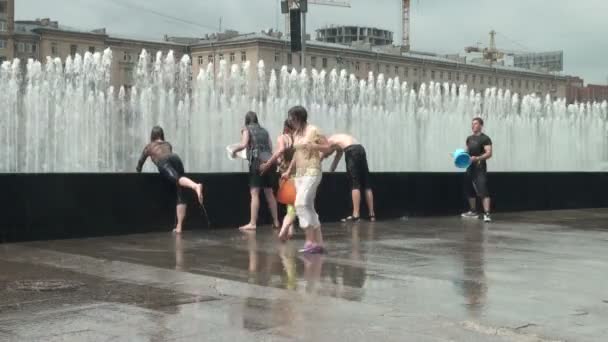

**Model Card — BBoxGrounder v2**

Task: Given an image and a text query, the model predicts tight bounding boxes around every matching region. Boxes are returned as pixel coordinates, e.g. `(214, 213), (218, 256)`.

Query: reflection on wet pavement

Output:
(1, 209), (608, 341)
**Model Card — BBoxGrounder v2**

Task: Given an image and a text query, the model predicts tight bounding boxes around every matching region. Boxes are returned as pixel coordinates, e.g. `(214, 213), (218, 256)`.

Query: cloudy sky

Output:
(16, 0), (608, 83)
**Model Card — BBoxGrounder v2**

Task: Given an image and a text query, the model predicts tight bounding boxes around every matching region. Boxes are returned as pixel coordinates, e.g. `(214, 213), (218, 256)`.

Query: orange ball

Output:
(277, 178), (296, 205)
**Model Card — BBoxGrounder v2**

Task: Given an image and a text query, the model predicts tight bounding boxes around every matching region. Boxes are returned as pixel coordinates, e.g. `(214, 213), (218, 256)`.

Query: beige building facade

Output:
(1, 2), (569, 100)
(191, 33), (568, 99)
(1, 14), (187, 89)
(0, 0), (15, 63)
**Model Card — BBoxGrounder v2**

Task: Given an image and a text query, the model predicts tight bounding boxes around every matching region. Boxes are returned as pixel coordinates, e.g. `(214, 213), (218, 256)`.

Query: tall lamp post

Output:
(281, 0), (308, 67)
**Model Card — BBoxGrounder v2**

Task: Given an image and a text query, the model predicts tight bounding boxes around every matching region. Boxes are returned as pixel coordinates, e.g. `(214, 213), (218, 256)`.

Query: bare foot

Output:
(239, 224), (256, 231)
(172, 228), (182, 234)
(195, 184), (204, 205)
(288, 226), (294, 239)
(278, 228), (289, 241)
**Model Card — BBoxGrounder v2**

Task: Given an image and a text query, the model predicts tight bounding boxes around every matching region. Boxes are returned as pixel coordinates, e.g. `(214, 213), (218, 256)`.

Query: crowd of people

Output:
(136, 106), (493, 254)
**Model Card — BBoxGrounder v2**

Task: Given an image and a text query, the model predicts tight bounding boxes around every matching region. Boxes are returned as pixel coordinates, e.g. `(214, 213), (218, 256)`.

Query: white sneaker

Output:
(461, 211), (478, 219)
(483, 213), (492, 222)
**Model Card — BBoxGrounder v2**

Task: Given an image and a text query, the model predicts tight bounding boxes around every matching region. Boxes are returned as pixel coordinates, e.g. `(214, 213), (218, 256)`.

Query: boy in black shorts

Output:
(324, 134), (376, 222)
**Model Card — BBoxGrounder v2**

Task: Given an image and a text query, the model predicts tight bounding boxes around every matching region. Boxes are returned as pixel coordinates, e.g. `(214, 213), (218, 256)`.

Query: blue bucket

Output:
(453, 149), (471, 169)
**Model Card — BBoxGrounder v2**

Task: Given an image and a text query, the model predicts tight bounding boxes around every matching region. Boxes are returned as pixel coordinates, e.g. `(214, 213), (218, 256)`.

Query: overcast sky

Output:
(16, 0), (608, 84)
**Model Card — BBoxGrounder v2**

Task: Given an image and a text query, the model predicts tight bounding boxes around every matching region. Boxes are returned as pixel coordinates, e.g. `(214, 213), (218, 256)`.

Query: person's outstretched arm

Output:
(261, 136), (287, 174)
(232, 129), (250, 156)
(330, 149), (343, 172)
(282, 158), (296, 179)
(136, 145), (149, 173)
(309, 134), (333, 155)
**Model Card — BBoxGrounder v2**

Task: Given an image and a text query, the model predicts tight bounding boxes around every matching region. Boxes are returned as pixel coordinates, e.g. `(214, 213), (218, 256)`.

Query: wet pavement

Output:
(1, 209), (608, 341)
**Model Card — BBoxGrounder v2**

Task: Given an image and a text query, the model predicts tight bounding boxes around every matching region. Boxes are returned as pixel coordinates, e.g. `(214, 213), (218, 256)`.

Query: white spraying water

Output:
(1, 48), (607, 173)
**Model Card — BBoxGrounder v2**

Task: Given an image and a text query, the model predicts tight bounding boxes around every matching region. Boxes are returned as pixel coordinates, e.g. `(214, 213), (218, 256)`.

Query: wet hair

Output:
(245, 111), (258, 126)
(287, 106), (308, 128)
(150, 126), (165, 141)
(283, 119), (294, 134)
(472, 117), (484, 126)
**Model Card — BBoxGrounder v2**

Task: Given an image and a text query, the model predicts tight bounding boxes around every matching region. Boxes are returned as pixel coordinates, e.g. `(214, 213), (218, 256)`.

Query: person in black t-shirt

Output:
(461, 117), (493, 222)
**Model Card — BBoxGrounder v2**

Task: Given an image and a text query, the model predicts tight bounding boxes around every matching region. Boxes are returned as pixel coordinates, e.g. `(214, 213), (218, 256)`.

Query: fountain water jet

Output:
(1, 48), (607, 173)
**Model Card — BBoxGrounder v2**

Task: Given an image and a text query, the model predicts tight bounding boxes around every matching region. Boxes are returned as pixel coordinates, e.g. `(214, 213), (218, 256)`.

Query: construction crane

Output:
(283, 0), (351, 35)
(402, 0), (411, 51)
(465, 30), (505, 65)
(282, 0), (350, 67)
(284, 1), (411, 52)
(309, 0), (350, 7)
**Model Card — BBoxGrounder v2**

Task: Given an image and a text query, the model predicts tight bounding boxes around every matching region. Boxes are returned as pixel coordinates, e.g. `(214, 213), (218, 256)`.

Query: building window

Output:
(241, 51), (246, 62)
(70, 44), (77, 56)
(355, 62), (360, 71)
(480, 75), (484, 84)
(385, 65), (389, 74)
(123, 52), (133, 62)
(219, 53), (224, 60)
(394, 66), (399, 75)
(472, 75), (477, 83)
(274, 51), (280, 63)
(198, 56), (203, 65)
(287, 53), (292, 65)
(510, 79), (514, 87)
(366, 63), (371, 72)
(207, 54), (213, 63)
(229, 52), (235, 62)
(517, 79), (522, 88)
(0, 39), (6, 49)
(440, 71), (444, 80)
(51, 43), (58, 55)
(88, 46), (95, 53)
(431, 70), (435, 79)
(526, 80), (529, 89)
(464, 74), (468, 82)
(404, 67), (409, 77)
(322, 57), (328, 68)
(17, 42), (25, 53)
(0, 20), (7, 32)
(448, 72), (452, 81)
(413, 68), (418, 76)
(311, 56), (317, 68)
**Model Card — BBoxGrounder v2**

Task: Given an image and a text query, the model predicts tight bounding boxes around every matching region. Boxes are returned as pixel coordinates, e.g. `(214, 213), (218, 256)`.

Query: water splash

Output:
(1, 48), (607, 173)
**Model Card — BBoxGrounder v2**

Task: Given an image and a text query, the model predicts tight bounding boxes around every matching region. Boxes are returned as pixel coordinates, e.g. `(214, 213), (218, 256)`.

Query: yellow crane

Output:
(465, 30), (505, 65)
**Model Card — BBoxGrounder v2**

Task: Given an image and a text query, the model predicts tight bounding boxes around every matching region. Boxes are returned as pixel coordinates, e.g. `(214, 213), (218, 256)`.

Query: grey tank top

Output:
(246, 124), (272, 164)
